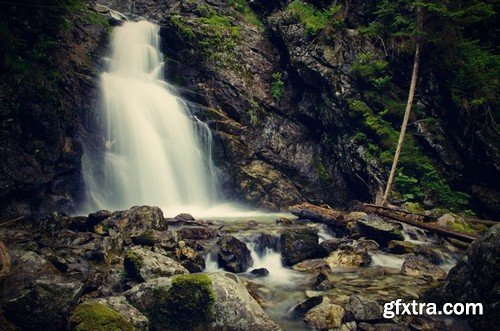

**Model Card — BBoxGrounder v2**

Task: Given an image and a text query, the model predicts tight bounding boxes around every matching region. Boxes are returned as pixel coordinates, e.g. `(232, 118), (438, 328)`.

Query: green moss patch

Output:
(124, 250), (143, 281)
(70, 303), (133, 331)
(286, 0), (343, 35)
(149, 274), (215, 330)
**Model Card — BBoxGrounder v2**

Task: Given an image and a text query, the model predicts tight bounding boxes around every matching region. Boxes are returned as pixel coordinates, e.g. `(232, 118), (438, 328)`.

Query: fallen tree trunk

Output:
(289, 202), (347, 228)
(362, 204), (477, 243)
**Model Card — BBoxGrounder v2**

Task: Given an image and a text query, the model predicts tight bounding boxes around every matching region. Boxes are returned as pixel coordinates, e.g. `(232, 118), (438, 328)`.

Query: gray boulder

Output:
(357, 216), (404, 246)
(345, 294), (382, 321)
(82, 296), (149, 330)
(125, 273), (279, 330)
(280, 228), (320, 266)
(124, 246), (188, 282)
(217, 235), (253, 273)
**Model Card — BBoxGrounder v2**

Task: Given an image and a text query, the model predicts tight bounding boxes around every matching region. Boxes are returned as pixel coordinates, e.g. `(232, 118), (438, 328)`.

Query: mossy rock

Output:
(148, 274), (215, 330)
(403, 202), (425, 215)
(124, 250), (143, 281)
(70, 303), (134, 331)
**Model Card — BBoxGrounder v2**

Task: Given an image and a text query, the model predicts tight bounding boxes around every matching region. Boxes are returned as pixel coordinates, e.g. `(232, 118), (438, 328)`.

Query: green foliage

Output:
(450, 40), (499, 115)
(286, 0), (342, 35)
(70, 303), (134, 331)
(149, 274), (215, 330)
(270, 72), (285, 100)
(248, 98), (260, 126)
(228, 0), (264, 28)
(351, 52), (391, 89)
(168, 11), (242, 65)
(312, 156), (331, 183)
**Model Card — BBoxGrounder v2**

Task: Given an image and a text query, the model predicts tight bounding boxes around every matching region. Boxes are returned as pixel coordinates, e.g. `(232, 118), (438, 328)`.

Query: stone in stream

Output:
(325, 249), (372, 269)
(293, 258), (331, 273)
(356, 216), (404, 246)
(344, 294), (382, 321)
(318, 238), (354, 256)
(217, 235), (253, 273)
(124, 273), (279, 330)
(293, 295), (324, 317)
(175, 241), (206, 273)
(400, 255), (446, 281)
(124, 246), (188, 282)
(177, 226), (218, 240)
(246, 232), (278, 255)
(423, 224), (500, 330)
(174, 213), (195, 222)
(313, 272), (332, 291)
(74, 296), (149, 331)
(250, 268), (269, 277)
(280, 228), (320, 266)
(388, 240), (416, 254)
(304, 302), (345, 329)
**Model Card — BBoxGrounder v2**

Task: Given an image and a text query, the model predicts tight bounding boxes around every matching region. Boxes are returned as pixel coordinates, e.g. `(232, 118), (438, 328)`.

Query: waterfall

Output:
(82, 21), (219, 215)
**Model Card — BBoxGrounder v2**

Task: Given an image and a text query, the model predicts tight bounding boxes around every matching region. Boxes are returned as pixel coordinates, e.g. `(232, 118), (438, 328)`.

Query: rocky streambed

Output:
(0, 204), (497, 330)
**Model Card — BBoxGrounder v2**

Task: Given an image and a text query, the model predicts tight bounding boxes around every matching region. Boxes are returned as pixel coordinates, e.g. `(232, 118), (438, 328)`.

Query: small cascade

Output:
(247, 243), (297, 285)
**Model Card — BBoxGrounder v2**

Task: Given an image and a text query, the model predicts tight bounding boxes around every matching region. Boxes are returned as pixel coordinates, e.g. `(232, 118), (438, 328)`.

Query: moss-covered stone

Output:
(148, 274), (215, 330)
(70, 303), (134, 331)
(124, 250), (143, 280)
(131, 231), (156, 246)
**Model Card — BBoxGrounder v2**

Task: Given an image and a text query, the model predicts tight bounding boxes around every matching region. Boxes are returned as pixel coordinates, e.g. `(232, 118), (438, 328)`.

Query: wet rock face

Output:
(217, 235), (253, 273)
(280, 228), (320, 266)
(356, 216), (405, 246)
(424, 224), (500, 330)
(84, 296), (149, 330)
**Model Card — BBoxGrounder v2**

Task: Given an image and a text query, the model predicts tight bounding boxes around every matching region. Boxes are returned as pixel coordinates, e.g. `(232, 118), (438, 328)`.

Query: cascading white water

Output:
(83, 21), (219, 214)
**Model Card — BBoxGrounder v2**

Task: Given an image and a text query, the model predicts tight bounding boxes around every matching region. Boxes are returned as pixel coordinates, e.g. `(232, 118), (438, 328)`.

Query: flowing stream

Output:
(83, 21), (220, 215)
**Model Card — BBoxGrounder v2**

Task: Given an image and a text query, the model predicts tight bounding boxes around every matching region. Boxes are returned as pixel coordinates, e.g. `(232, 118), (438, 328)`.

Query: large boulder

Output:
(280, 228), (320, 266)
(424, 224), (500, 330)
(400, 255), (446, 281)
(125, 273), (279, 330)
(217, 235), (253, 273)
(124, 246), (188, 282)
(2, 251), (84, 330)
(356, 216), (404, 246)
(304, 302), (345, 329)
(81, 296), (149, 330)
(101, 206), (168, 235)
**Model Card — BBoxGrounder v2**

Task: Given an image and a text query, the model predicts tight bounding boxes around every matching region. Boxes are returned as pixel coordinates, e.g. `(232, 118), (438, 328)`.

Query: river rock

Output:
(175, 244), (205, 272)
(174, 213), (195, 222)
(423, 224), (500, 330)
(280, 228), (320, 266)
(400, 255), (446, 281)
(304, 302), (345, 329)
(3, 251), (84, 330)
(125, 273), (279, 330)
(388, 240), (416, 254)
(356, 216), (404, 246)
(124, 246), (188, 282)
(293, 258), (331, 273)
(82, 296), (149, 330)
(217, 235), (253, 273)
(355, 239), (380, 253)
(177, 226), (217, 240)
(250, 268), (269, 277)
(247, 232), (278, 255)
(293, 295), (324, 317)
(326, 249), (372, 269)
(345, 294), (382, 321)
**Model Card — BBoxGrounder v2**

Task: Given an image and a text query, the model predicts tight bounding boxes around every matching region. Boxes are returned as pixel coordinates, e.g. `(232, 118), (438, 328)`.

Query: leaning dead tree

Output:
(382, 6), (424, 206)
